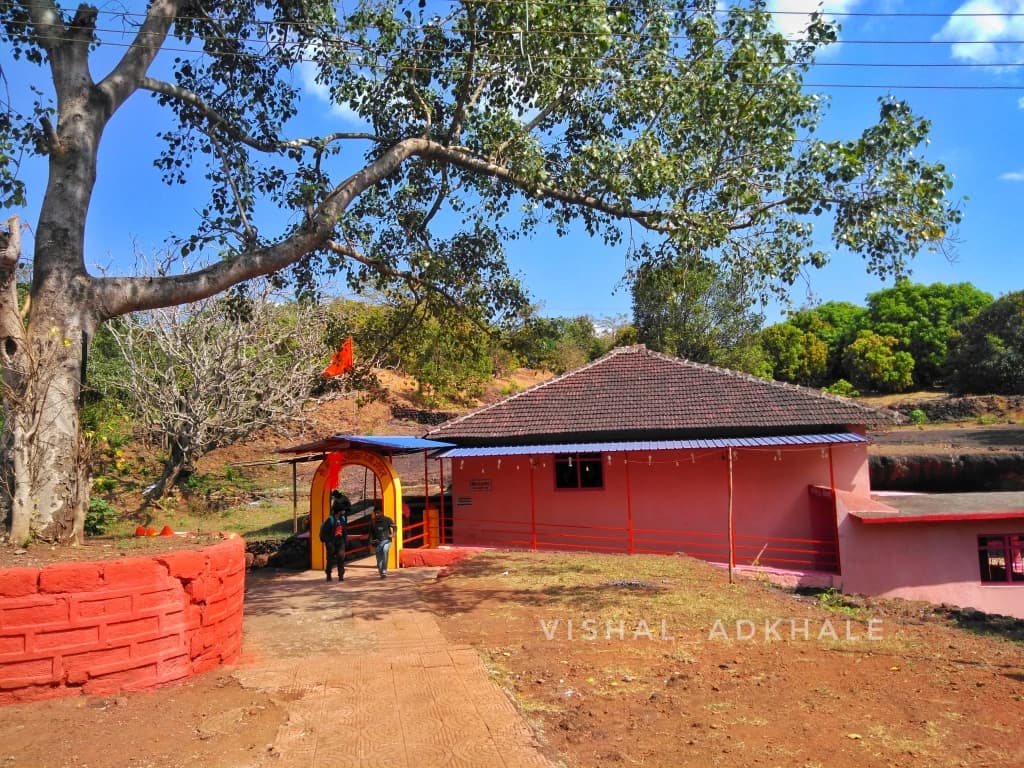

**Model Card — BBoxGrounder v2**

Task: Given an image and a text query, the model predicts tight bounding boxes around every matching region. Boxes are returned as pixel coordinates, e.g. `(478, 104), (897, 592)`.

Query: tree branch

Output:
(447, 6), (479, 146)
(208, 129), (258, 247)
(96, 0), (181, 114)
(19, 0), (68, 61)
(325, 240), (470, 316)
(94, 135), (680, 319)
(420, 142), (675, 233)
(0, 216), (26, 356)
(92, 137), (428, 317)
(140, 76), (381, 153)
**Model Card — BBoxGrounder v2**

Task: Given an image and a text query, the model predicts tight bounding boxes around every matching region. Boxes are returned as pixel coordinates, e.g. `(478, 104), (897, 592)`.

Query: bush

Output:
(92, 475), (117, 493)
(842, 330), (914, 393)
(908, 408), (929, 425)
(822, 379), (860, 398)
(85, 498), (120, 536)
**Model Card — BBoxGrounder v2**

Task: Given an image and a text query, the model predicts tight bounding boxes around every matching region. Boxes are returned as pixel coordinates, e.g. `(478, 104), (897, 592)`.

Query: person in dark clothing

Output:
(321, 490), (351, 582)
(368, 505), (397, 578)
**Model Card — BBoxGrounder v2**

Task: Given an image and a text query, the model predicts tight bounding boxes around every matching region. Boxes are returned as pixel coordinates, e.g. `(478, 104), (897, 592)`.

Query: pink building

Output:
(837, 491), (1024, 619)
(426, 345), (1024, 620)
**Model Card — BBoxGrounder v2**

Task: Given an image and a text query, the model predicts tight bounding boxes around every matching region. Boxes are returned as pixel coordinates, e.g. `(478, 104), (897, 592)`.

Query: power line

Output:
(5, 8), (1024, 92)
(10, 18), (1024, 68)
(9, 4), (1024, 47)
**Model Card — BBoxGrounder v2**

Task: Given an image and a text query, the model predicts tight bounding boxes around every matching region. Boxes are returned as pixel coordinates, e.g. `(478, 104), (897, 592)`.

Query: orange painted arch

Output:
(309, 449), (403, 571)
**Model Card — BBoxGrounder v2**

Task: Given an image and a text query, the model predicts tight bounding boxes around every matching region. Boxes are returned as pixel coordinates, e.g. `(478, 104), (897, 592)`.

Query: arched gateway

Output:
(278, 435), (452, 572)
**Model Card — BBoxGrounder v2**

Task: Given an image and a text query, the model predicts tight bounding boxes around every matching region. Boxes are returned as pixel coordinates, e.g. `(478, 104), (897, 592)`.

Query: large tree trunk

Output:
(0, 331), (90, 545)
(0, 218), (92, 544)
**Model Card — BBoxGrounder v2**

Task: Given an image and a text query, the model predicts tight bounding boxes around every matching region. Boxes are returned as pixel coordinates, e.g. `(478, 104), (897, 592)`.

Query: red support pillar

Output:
(439, 458), (446, 545)
(828, 445), (842, 576)
(624, 452), (634, 554)
(727, 448), (735, 582)
(529, 459), (537, 550)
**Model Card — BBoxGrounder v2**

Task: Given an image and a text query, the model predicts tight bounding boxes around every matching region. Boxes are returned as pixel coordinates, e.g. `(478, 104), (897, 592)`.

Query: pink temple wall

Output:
(446, 441), (1024, 619)
(836, 506), (1024, 620)
(449, 442), (869, 571)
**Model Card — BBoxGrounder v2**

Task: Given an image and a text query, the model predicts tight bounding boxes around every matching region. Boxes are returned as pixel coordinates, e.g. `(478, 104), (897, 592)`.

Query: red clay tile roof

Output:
(425, 345), (902, 445)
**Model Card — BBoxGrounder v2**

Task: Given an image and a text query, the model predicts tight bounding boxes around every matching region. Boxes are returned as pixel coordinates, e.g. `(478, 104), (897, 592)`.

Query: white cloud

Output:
(766, 0), (862, 40)
(935, 1), (1024, 65)
(297, 58), (367, 126)
(1000, 168), (1024, 180)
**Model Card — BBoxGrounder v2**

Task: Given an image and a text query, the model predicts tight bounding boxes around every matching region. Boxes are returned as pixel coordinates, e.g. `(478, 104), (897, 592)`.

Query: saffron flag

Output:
(323, 336), (354, 377)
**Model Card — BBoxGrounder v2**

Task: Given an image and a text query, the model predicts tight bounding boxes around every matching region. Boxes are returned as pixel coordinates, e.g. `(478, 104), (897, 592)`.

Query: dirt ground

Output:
(868, 422), (1024, 455)
(2, 384), (1022, 767)
(424, 551), (1024, 768)
(0, 550), (1022, 767)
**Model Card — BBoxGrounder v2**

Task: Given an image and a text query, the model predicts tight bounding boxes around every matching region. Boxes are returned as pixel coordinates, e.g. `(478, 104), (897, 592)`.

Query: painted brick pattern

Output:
(0, 536), (245, 705)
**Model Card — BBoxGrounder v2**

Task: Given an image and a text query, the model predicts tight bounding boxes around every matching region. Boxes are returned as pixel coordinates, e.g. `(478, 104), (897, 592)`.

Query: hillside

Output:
(103, 371), (1024, 522)
(202, 376), (1024, 474)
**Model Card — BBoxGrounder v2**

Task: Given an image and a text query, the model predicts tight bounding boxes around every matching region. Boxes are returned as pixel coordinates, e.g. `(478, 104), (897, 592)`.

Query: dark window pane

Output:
(578, 455), (604, 488)
(979, 535), (1008, 583)
(554, 455), (579, 488)
(553, 453), (603, 489)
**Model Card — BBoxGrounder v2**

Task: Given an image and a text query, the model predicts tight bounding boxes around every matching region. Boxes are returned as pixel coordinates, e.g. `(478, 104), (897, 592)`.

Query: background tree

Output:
(945, 291), (1024, 395)
(842, 329), (915, 393)
(502, 311), (606, 374)
(95, 281), (331, 500)
(864, 282), (992, 388)
(0, 1), (960, 543)
(630, 256), (765, 370)
(354, 292), (499, 406)
(758, 322), (828, 385)
(787, 301), (867, 381)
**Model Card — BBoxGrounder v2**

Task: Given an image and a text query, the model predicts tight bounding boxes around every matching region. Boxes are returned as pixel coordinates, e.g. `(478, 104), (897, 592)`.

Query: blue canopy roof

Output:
(431, 432), (866, 459)
(278, 435), (453, 455)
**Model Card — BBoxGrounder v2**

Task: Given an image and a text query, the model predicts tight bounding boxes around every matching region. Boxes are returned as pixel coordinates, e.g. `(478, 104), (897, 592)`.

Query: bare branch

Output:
(98, 279), (332, 500)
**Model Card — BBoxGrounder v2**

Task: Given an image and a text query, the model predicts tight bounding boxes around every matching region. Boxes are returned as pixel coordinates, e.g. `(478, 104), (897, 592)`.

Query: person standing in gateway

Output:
(321, 490), (351, 582)
(368, 504), (397, 578)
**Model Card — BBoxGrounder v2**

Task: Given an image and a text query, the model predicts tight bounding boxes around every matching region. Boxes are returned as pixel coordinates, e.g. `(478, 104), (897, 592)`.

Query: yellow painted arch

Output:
(310, 449), (403, 572)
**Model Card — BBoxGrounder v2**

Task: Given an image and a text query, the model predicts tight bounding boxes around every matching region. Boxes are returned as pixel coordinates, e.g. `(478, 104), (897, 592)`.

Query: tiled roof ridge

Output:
(427, 345), (641, 436)
(637, 346), (903, 423)
(426, 343), (903, 437)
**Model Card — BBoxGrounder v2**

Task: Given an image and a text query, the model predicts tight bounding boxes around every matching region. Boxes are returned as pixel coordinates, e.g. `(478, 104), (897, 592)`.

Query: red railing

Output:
(402, 518), (428, 548)
(447, 516), (838, 572)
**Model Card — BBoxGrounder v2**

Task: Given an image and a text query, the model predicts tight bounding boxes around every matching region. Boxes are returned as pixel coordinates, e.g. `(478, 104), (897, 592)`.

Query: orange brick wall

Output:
(0, 536), (245, 705)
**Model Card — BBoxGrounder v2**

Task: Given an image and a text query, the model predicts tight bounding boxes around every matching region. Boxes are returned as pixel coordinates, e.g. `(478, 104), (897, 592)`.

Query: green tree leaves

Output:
(759, 282), (999, 394)
(946, 292), (1024, 395)
(630, 256), (765, 371)
(864, 281), (992, 388)
(842, 330), (915, 393)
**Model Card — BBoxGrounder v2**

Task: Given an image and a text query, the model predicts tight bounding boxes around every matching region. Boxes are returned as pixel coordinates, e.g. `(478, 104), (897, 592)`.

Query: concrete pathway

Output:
(236, 559), (554, 768)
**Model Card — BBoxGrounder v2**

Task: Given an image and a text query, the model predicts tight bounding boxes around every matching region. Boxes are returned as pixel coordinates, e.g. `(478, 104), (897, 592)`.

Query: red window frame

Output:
(977, 534), (1024, 584)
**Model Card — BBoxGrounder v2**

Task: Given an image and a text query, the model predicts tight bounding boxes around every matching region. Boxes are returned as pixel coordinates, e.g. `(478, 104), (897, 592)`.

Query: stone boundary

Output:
(0, 536), (245, 705)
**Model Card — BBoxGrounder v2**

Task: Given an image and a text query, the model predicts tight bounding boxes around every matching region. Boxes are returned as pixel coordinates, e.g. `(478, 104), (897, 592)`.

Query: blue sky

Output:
(514, 0), (1024, 322)
(5, 1), (1024, 326)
